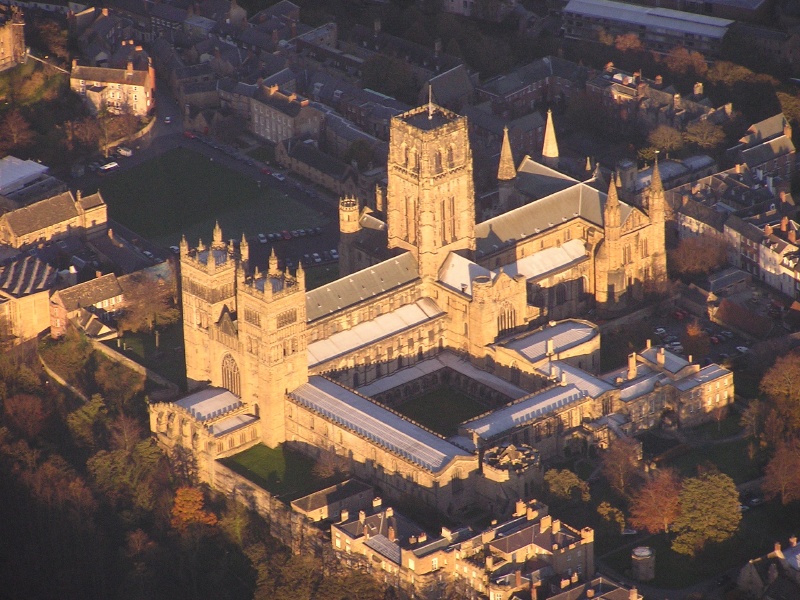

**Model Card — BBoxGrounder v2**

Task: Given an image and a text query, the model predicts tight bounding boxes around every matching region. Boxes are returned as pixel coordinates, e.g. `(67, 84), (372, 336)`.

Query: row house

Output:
(49, 272), (124, 339)
(70, 58), (155, 116)
(249, 84), (323, 144)
(476, 56), (590, 119)
(727, 113), (796, 181)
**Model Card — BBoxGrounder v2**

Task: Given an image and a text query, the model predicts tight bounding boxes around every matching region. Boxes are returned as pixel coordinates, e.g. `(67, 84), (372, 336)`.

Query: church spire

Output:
(212, 221), (224, 249)
(604, 177), (621, 230)
(239, 232), (249, 264)
(268, 247), (279, 274)
(650, 151), (664, 195)
(542, 109), (559, 170)
(497, 126), (516, 181)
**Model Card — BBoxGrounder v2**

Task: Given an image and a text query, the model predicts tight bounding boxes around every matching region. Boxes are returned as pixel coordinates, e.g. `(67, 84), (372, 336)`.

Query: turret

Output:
(212, 220), (225, 249)
(240, 232), (249, 265)
(268, 247), (279, 275)
(604, 178), (621, 233)
(180, 234), (189, 257)
(339, 196), (361, 235)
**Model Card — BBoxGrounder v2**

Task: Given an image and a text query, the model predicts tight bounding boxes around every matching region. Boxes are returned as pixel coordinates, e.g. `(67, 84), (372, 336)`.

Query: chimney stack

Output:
(516, 570), (522, 588)
(385, 506), (393, 517)
(359, 510), (366, 524)
(627, 352), (637, 380)
(782, 216), (789, 232)
(791, 536), (798, 547)
(515, 499), (526, 517)
(629, 588), (638, 600)
(340, 509), (349, 522)
(388, 526), (396, 542)
(486, 555), (494, 570)
(790, 230), (796, 244)
(765, 224), (773, 236)
(657, 347), (665, 366)
(372, 497), (382, 509)
(546, 338), (555, 356)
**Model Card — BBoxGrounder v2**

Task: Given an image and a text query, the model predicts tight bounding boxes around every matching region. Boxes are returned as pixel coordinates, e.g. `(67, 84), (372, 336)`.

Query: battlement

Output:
(395, 103), (462, 133)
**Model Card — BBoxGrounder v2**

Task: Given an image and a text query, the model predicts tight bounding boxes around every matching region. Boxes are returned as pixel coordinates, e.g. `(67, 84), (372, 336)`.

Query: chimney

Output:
(550, 363), (558, 379)
(682, 193), (689, 206)
(629, 588), (638, 600)
(775, 541), (783, 553)
(372, 497), (382, 509)
(541, 514), (552, 531)
(126, 61), (134, 75)
(72, 58), (78, 69)
(587, 590), (595, 599)
(385, 506), (393, 517)
(791, 536), (798, 547)
(102, 7), (108, 16)
(693, 82), (703, 97)
(561, 579), (570, 589)
(135, 45), (143, 52)
(790, 230), (796, 244)
(515, 499), (526, 517)
(781, 190), (788, 203)
(388, 526), (396, 542)
(418, 532), (427, 543)
(782, 216), (789, 232)
(358, 510), (366, 524)
(486, 555), (494, 570)
(516, 570), (522, 588)
(627, 352), (637, 380)
(340, 509), (349, 522)
(688, 355), (693, 363)
(552, 519), (561, 533)
(560, 372), (568, 386)
(646, 339), (652, 349)
(765, 224), (773, 236)
(546, 338), (555, 356)
(571, 572), (578, 584)
(735, 163), (742, 174)
(527, 505), (539, 521)
(461, 283), (468, 293)
(655, 74), (663, 86)
(657, 347), (665, 366)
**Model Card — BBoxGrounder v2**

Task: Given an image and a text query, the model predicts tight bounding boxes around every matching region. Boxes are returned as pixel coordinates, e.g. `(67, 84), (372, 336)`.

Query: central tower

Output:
(386, 103), (475, 279)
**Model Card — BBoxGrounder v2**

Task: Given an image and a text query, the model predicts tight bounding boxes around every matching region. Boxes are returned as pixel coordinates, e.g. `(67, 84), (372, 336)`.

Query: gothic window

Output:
(222, 354), (240, 396)
(556, 284), (567, 305)
(447, 145), (455, 168)
(434, 150), (443, 174)
(641, 238), (649, 257)
(452, 469), (464, 494)
(623, 244), (632, 264)
(277, 309), (297, 328)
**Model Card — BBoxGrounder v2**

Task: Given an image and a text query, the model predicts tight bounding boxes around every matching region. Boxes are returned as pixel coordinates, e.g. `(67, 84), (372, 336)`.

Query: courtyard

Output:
(391, 388), (488, 437)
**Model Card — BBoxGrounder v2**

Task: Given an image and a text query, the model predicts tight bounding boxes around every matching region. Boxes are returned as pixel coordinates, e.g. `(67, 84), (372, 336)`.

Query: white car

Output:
(653, 327), (666, 336)
(271, 172), (286, 181)
(258, 233), (267, 244)
(330, 248), (339, 260)
(736, 346), (749, 354)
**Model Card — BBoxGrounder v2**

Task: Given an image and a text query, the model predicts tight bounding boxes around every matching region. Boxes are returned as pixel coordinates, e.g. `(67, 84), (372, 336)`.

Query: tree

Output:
(171, 487), (218, 533)
(615, 33), (642, 53)
(597, 501), (626, 534)
(669, 235), (729, 277)
(664, 47), (708, 78)
(682, 318), (710, 360)
(683, 120), (726, 150)
(740, 399), (764, 440)
(672, 472), (741, 557)
(763, 439), (800, 504)
(361, 55), (417, 105)
(343, 139), (375, 172)
(1, 109), (35, 150)
(601, 437), (641, 496)
(67, 394), (108, 450)
(778, 91), (800, 130)
(760, 350), (800, 430)
(629, 468), (681, 534)
(117, 271), (179, 333)
(544, 468), (590, 502)
(648, 125), (684, 154)
(3, 393), (52, 440)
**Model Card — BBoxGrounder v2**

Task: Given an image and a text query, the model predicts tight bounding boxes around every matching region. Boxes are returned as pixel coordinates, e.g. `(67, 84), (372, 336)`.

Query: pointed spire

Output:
(179, 234), (189, 257)
(615, 170), (622, 188)
(585, 156), (592, 172)
(651, 151), (664, 195)
(592, 162), (605, 186)
(296, 260), (305, 288)
(607, 177), (620, 207)
(605, 178), (621, 230)
(542, 109), (559, 169)
(197, 237), (205, 253)
(269, 247), (278, 273)
(498, 126), (516, 181)
(212, 221), (224, 248)
(428, 82), (433, 120)
(239, 232), (249, 263)
(253, 265), (261, 280)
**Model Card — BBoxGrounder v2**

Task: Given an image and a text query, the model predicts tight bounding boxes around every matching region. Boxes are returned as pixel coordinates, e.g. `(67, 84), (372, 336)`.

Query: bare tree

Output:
(601, 437), (641, 496)
(1, 109), (35, 149)
(763, 439), (800, 505)
(629, 468), (682, 534)
(684, 120), (726, 150)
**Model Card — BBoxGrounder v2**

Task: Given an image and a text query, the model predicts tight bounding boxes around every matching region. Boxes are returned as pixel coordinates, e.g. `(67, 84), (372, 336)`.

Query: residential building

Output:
(727, 113), (796, 180)
(49, 272), (124, 339)
(0, 5), (24, 73)
(562, 0), (733, 56)
(70, 58), (156, 116)
(249, 84), (323, 144)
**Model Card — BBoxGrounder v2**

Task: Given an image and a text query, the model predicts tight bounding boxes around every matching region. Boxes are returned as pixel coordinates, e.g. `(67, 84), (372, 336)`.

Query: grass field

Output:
(665, 437), (762, 484)
(99, 148), (327, 246)
(394, 389), (488, 437)
(220, 443), (326, 500)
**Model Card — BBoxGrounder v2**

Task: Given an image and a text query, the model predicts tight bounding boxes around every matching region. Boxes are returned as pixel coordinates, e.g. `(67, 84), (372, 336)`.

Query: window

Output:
(222, 354), (240, 396)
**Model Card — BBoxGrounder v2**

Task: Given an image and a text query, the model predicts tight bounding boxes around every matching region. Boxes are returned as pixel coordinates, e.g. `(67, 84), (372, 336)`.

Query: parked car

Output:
(99, 161), (120, 174)
(163, 116), (172, 124)
(673, 309), (688, 320)
(117, 146), (133, 157)
(282, 230), (292, 240)
(169, 245), (180, 254)
(182, 131), (196, 139)
(258, 233), (267, 244)
(271, 172), (286, 181)
(313, 226), (323, 235)
(621, 529), (638, 536)
(736, 346), (749, 354)
(312, 252), (322, 263)
(143, 250), (154, 259)
(330, 248), (339, 260)
(721, 331), (734, 339)
(653, 327), (666, 336)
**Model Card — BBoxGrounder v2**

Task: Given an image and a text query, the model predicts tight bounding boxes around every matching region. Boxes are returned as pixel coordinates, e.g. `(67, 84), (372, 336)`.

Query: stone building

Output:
(0, 6), (25, 73)
(70, 58), (156, 116)
(249, 84), (324, 144)
(150, 101), (729, 519)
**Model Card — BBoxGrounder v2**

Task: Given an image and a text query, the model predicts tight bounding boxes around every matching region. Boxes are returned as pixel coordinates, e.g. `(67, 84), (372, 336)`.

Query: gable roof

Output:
(0, 255), (57, 298)
(55, 273), (123, 311)
(2, 192), (79, 237)
(71, 65), (150, 87)
(305, 252), (419, 321)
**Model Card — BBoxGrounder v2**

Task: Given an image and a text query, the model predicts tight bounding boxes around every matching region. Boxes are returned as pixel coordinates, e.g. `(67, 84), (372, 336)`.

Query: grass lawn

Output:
(221, 443), (331, 500)
(304, 263), (340, 290)
(638, 431), (681, 459)
(684, 410), (743, 441)
(393, 389), (488, 437)
(665, 437), (762, 484)
(99, 148), (326, 246)
(246, 145), (275, 163)
(602, 501), (800, 588)
(107, 321), (186, 389)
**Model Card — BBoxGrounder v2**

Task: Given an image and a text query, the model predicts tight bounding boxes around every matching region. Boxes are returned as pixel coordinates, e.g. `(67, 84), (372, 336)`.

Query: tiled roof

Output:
(291, 478), (372, 514)
(71, 65), (150, 87)
(2, 192), (79, 237)
(55, 273), (123, 312)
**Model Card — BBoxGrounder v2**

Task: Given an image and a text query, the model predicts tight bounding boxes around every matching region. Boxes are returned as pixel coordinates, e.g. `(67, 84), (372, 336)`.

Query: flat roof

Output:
(536, 361), (613, 398)
(463, 384), (586, 440)
(175, 387), (242, 420)
(501, 239), (587, 282)
(564, 0), (733, 38)
(307, 298), (444, 367)
(0, 156), (48, 194)
(499, 320), (599, 364)
(289, 376), (470, 473)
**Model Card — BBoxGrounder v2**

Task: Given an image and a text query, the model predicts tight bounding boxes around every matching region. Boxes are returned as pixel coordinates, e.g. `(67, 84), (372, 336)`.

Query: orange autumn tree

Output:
(170, 487), (217, 532)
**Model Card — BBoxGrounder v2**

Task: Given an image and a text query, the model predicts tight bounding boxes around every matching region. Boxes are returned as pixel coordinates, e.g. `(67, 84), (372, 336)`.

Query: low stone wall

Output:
(102, 116), (156, 154)
(38, 353), (89, 402)
(89, 338), (179, 401)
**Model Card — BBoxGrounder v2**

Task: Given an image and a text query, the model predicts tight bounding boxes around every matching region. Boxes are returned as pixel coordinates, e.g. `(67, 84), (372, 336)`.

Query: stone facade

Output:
(0, 6), (25, 73)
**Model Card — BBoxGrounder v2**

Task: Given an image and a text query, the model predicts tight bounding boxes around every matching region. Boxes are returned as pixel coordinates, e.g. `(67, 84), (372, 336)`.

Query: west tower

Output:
(386, 103), (476, 279)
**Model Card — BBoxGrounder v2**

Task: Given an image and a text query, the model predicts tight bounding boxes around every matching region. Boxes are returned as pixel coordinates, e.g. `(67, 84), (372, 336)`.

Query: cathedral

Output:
(150, 102), (731, 517)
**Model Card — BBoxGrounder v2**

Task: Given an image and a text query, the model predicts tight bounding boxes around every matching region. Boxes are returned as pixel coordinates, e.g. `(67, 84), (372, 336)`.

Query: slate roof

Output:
(55, 273), (123, 312)
(305, 252), (418, 321)
(739, 113), (789, 147)
(498, 320), (599, 364)
(287, 142), (350, 180)
(289, 376), (470, 473)
(425, 64), (474, 107)
(476, 181), (632, 258)
(740, 136), (795, 168)
(72, 64), (150, 87)
(2, 192), (79, 237)
(0, 255), (57, 298)
(291, 479), (372, 514)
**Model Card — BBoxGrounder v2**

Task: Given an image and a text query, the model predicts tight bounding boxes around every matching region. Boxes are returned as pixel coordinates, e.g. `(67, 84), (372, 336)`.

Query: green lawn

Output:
(665, 437), (762, 484)
(304, 263), (340, 290)
(602, 501), (800, 588)
(99, 148), (326, 246)
(107, 322), (186, 389)
(220, 443), (328, 500)
(393, 388), (488, 437)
